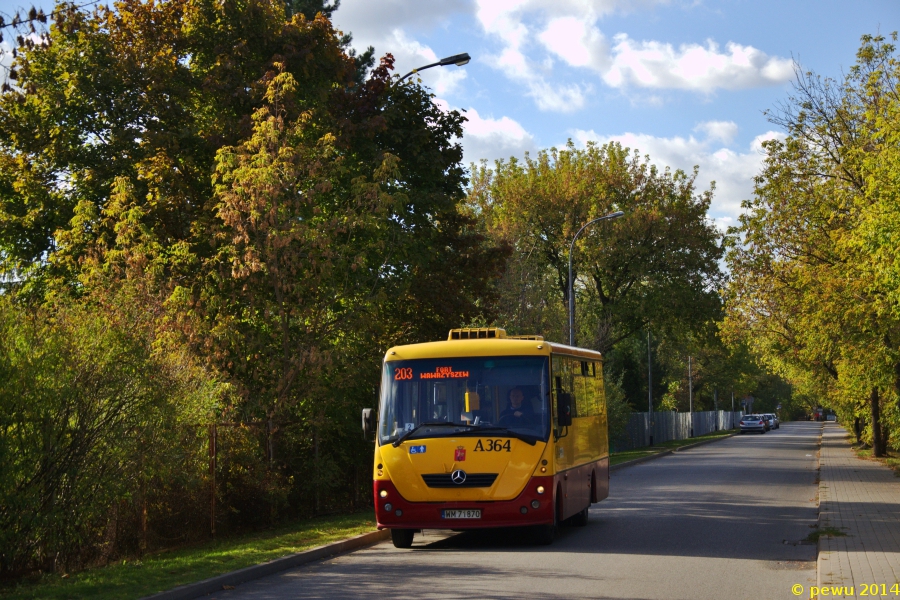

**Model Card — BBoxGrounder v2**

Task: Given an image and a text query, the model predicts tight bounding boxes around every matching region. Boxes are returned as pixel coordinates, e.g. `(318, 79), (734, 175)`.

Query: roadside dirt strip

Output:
(140, 530), (390, 600)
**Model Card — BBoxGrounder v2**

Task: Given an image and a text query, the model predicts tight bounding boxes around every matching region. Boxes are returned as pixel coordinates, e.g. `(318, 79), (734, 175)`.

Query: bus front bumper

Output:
(373, 477), (555, 530)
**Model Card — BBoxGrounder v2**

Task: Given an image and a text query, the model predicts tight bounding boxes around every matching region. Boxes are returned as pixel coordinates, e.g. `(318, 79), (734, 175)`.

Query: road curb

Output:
(140, 529), (390, 600)
(673, 431), (739, 452)
(610, 431), (739, 472)
(610, 449), (673, 471)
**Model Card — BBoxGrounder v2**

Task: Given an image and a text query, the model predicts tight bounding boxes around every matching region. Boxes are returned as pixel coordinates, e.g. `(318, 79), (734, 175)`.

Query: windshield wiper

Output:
(470, 426), (540, 446)
(391, 422), (470, 447)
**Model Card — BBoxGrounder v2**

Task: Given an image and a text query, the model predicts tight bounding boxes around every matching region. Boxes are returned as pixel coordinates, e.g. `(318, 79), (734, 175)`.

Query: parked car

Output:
(763, 413), (779, 430)
(826, 414), (837, 422)
(739, 414), (768, 434)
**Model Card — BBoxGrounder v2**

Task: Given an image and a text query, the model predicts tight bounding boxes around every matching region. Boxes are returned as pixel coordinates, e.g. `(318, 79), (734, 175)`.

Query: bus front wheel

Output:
(391, 528), (415, 549)
(534, 491), (561, 545)
(534, 521), (556, 545)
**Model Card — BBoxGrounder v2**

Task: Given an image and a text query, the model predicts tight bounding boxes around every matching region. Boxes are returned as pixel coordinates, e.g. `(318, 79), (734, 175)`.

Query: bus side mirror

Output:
(362, 408), (376, 438)
(557, 393), (572, 427)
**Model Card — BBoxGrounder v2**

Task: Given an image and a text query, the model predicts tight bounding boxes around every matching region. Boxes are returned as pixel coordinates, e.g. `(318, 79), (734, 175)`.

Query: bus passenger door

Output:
(552, 355), (585, 519)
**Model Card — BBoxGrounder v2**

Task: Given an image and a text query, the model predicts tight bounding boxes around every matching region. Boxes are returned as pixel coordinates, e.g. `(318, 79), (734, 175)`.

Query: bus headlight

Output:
(379, 490), (388, 498)
(531, 500), (540, 509)
(536, 485), (545, 494)
(384, 503), (393, 512)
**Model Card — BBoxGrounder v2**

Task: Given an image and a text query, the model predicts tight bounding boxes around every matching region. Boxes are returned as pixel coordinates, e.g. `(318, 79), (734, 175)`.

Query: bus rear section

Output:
(363, 329), (609, 547)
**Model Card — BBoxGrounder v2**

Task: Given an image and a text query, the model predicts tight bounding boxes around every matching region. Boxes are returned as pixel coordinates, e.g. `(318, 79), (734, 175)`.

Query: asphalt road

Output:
(214, 422), (821, 600)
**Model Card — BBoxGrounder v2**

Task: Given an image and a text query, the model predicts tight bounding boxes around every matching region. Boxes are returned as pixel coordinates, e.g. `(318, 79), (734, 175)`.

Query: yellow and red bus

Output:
(362, 327), (609, 547)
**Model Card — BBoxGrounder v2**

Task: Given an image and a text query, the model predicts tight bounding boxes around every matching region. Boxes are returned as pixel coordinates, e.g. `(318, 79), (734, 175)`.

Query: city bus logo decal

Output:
(450, 469), (467, 484)
(454, 447), (466, 461)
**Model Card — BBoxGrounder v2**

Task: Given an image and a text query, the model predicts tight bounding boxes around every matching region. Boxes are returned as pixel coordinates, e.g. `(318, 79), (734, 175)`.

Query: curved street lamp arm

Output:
(398, 53), (472, 82)
(568, 211), (625, 346)
(399, 61), (441, 82)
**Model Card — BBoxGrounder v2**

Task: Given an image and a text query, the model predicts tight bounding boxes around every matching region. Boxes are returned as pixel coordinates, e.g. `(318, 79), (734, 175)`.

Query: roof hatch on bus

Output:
(447, 328), (545, 341)
(448, 328), (506, 340)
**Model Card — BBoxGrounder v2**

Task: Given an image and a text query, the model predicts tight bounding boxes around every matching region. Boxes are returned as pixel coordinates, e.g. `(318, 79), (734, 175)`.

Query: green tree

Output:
(0, 0), (355, 290)
(0, 284), (224, 575)
(0, 0), (508, 572)
(469, 141), (724, 353)
(725, 33), (900, 455)
(285, 0), (374, 84)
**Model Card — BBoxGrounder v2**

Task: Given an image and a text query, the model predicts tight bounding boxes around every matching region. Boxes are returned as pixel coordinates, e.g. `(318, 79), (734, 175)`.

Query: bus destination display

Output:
(394, 366), (470, 380)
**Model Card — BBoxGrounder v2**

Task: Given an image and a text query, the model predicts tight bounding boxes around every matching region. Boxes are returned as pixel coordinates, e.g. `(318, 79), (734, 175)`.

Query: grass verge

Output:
(849, 443), (900, 476)
(0, 510), (376, 600)
(610, 428), (736, 466)
(805, 526), (848, 543)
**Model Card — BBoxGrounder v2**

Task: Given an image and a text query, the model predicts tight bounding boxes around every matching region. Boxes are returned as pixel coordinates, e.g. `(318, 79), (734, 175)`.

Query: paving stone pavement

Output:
(817, 423), (900, 599)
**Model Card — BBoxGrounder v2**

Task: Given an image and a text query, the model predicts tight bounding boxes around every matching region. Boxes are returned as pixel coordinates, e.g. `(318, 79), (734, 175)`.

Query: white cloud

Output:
(334, 0), (470, 34)
(473, 0), (793, 106)
(434, 99), (537, 165)
(538, 17), (609, 71)
(336, 0), (791, 111)
(603, 35), (794, 91)
(462, 107), (538, 164)
(571, 128), (786, 230)
(694, 120), (739, 145)
(475, 0), (596, 111)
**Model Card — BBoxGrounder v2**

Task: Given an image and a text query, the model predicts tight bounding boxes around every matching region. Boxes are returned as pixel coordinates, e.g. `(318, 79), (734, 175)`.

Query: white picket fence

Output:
(612, 410), (744, 452)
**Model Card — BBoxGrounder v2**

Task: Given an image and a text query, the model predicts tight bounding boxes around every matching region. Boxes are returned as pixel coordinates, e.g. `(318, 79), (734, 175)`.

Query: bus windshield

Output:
(378, 356), (550, 445)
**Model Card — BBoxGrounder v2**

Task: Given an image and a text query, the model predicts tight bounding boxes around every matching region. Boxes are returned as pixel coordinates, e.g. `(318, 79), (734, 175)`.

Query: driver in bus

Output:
(500, 387), (534, 423)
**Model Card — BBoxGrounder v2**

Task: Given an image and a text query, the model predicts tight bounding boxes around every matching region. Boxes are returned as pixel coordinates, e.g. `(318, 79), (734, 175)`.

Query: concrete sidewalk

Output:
(817, 423), (900, 598)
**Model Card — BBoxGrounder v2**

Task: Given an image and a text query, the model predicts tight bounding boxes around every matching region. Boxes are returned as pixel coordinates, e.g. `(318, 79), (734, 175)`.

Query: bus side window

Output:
(577, 360), (600, 417)
(567, 356), (580, 418)
(594, 361), (606, 418)
(552, 355), (572, 425)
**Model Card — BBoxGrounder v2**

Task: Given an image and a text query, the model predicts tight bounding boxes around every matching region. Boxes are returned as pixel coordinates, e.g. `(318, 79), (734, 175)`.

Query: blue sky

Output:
(332, 0), (897, 229)
(0, 0), (896, 228)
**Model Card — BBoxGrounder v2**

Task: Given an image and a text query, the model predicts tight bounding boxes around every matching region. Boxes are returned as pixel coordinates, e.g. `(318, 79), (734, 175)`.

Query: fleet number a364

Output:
(474, 439), (511, 452)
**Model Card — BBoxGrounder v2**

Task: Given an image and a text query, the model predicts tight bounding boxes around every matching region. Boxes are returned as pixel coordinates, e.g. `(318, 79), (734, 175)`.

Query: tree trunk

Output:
(895, 361), (900, 413)
(853, 416), (862, 444)
(139, 450), (147, 557)
(314, 427), (320, 515)
(871, 387), (885, 457)
(209, 424), (217, 537)
(267, 419), (275, 527)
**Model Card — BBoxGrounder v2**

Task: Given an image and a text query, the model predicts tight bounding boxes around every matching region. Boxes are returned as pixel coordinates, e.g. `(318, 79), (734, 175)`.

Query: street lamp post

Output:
(648, 329), (653, 446)
(714, 387), (718, 431)
(567, 211), (624, 346)
(688, 355), (693, 437)
(399, 53), (471, 82)
(731, 390), (735, 429)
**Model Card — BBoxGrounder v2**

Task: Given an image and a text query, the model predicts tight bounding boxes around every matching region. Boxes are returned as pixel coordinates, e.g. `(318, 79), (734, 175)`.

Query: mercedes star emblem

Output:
(450, 469), (467, 485)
